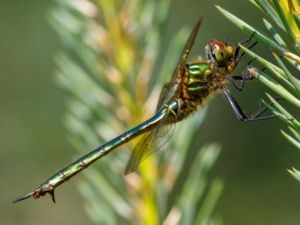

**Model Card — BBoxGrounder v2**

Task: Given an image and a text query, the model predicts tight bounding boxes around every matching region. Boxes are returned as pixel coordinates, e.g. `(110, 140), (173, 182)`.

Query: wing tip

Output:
(124, 162), (138, 175)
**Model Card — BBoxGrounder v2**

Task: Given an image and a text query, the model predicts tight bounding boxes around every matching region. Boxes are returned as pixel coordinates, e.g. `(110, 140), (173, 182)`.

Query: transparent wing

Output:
(125, 17), (203, 174)
(156, 83), (170, 112)
(156, 17), (204, 111)
(124, 123), (176, 175)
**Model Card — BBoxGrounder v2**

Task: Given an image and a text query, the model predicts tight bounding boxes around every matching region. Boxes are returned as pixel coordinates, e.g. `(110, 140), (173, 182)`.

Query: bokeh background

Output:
(1, 0), (300, 225)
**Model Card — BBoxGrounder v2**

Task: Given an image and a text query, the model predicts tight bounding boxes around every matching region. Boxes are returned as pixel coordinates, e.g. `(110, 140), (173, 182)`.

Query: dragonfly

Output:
(13, 17), (275, 203)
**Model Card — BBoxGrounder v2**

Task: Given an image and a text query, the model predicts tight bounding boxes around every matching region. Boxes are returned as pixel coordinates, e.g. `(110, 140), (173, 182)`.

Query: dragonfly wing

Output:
(124, 123), (176, 175)
(174, 17), (203, 81)
(156, 82), (171, 112)
(124, 131), (155, 175)
(125, 18), (204, 174)
(156, 17), (204, 110)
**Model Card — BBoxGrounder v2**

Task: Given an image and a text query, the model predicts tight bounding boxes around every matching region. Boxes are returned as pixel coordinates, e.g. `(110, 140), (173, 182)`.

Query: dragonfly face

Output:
(205, 40), (236, 72)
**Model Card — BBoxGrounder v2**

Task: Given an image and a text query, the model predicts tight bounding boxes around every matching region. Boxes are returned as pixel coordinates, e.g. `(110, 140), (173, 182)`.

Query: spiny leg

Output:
(235, 32), (257, 64)
(234, 54), (284, 91)
(223, 88), (277, 122)
(228, 58), (257, 91)
(228, 72), (253, 91)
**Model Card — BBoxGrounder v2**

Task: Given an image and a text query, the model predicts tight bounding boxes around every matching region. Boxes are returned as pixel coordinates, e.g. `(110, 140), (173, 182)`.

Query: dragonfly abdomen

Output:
(13, 105), (172, 203)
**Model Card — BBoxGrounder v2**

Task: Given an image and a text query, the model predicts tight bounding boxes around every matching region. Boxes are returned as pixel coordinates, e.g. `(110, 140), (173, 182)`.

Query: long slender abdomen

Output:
(13, 104), (173, 202)
(47, 106), (170, 186)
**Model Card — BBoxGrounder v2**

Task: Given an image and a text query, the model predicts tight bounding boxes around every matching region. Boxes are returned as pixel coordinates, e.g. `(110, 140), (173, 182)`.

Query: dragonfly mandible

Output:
(13, 17), (274, 203)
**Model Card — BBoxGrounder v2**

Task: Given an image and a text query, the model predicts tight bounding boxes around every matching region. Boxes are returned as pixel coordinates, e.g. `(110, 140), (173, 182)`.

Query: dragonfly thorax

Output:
(186, 63), (212, 96)
(172, 62), (219, 121)
(183, 59), (231, 111)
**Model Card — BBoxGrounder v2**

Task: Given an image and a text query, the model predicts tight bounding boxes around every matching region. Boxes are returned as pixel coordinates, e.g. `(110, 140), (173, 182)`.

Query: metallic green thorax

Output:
(187, 63), (212, 96)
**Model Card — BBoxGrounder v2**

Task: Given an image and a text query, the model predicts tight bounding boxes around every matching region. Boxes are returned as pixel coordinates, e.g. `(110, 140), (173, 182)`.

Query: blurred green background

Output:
(1, 0), (300, 225)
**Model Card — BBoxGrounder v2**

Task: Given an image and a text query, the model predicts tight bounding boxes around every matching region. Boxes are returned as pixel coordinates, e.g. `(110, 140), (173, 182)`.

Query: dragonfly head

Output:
(206, 40), (235, 70)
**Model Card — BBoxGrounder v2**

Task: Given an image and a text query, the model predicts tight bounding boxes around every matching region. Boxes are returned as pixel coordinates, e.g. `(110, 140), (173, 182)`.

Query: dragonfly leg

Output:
(223, 88), (277, 122)
(235, 32), (257, 63)
(228, 73), (252, 91)
(165, 99), (182, 119)
(228, 58), (257, 91)
(165, 103), (177, 117)
(239, 32), (256, 45)
(229, 70), (255, 91)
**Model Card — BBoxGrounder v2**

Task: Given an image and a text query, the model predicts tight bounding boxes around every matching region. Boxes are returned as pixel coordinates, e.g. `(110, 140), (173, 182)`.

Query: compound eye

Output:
(213, 48), (226, 62)
(211, 41), (227, 62)
(208, 40), (235, 67)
